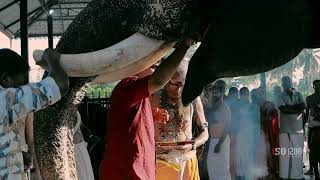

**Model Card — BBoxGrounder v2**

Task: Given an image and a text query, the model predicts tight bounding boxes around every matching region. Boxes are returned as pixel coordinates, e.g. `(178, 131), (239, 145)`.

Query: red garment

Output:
(269, 111), (280, 174)
(260, 101), (280, 174)
(270, 111), (280, 156)
(100, 76), (155, 180)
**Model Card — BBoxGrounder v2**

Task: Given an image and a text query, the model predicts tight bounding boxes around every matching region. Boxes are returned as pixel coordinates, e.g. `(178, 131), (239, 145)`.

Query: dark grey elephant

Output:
(33, 0), (320, 179)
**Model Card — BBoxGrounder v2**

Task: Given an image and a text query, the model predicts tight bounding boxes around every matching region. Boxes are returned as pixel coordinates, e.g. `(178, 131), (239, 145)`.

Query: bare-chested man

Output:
(202, 80), (231, 180)
(152, 60), (209, 180)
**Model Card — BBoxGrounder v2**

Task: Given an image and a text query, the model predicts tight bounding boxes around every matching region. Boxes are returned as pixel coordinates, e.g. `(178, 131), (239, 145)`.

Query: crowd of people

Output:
(198, 76), (320, 180)
(0, 33), (319, 180)
(100, 33), (320, 180)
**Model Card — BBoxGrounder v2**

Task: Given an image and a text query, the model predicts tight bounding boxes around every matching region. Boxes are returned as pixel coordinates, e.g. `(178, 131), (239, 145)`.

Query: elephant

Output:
(32, 0), (320, 179)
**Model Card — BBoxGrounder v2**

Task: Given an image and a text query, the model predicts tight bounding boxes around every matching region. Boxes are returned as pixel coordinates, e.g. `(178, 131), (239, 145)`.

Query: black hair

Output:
(0, 48), (30, 76)
(228, 87), (238, 96)
(313, 80), (320, 86)
(239, 87), (249, 96)
(211, 80), (226, 94)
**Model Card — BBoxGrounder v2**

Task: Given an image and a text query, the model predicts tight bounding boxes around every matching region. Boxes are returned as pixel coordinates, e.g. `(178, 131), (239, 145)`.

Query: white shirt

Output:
(279, 90), (305, 134)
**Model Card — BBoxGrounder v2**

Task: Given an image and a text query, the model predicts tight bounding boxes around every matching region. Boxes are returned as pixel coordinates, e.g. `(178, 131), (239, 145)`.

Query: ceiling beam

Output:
(0, 0), (20, 13)
(4, 6), (43, 29)
(36, 16), (77, 21)
(10, 0), (57, 36)
(14, 7), (46, 37)
(27, 33), (63, 37)
(50, 7), (86, 10)
(0, 23), (14, 38)
(58, 1), (91, 5)
(58, 2), (65, 33)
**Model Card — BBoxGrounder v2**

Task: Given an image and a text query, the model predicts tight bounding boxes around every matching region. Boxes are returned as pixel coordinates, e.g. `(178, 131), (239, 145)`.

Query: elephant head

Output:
(33, 0), (319, 179)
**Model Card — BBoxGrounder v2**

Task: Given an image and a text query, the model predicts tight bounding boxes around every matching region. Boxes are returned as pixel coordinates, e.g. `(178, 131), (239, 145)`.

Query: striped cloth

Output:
(0, 77), (61, 180)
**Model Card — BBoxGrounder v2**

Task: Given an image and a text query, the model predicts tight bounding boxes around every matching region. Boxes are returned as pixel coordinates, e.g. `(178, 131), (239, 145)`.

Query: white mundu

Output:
(278, 90), (305, 179)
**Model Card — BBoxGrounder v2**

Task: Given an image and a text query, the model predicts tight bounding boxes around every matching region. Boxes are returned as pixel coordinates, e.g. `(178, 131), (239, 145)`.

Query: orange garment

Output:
(156, 154), (200, 180)
(183, 154), (200, 180)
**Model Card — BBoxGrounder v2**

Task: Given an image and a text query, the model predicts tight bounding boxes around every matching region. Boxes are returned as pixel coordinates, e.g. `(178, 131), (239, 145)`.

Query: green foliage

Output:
(221, 49), (320, 100)
(86, 81), (119, 98)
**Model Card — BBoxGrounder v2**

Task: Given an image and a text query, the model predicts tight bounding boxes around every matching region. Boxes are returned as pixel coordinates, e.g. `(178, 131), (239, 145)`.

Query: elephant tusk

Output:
(92, 41), (174, 84)
(33, 32), (174, 78)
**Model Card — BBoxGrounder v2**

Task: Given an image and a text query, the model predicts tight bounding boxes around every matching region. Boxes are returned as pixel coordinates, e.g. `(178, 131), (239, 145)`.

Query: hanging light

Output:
(49, 9), (54, 15)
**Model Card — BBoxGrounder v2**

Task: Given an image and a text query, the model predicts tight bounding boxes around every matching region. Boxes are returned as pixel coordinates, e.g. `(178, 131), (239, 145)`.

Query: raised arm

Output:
(148, 38), (195, 94)
(37, 49), (69, 96)
(0, 76), (61, 124)
(0, 48), (69, 124)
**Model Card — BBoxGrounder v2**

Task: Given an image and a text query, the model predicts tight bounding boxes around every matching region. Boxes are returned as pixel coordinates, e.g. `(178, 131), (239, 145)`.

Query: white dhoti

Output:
(234, 128), (256, 180)
(279, 133), (304, 179)
(254, 131), (268, 178)
(75, 142), (95, 180)
(207, 136), (231, 180)
(74, 111), (95, 180)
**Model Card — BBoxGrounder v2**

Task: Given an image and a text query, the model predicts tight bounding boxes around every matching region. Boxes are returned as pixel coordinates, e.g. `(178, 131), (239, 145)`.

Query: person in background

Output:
(235, 87), (260, 180)
(74, 110), (95, 180)
(203, 80), (231, 180)
(224, 87), (240, 180)
(254, 87), (280, 179)
(278, 76), (306, 180)
(272, 86), (283, 108)
(304, 80), (320, 180)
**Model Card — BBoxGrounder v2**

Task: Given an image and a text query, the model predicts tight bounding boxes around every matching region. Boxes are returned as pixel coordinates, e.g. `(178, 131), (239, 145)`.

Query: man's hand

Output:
(178, 144), (193, 153)
(152, 108), (169, 124)
(36, 49), (60, 73)
(37, 49), (69, 96)
(174, 32), (203, 50)
(174, 37), (196, 49)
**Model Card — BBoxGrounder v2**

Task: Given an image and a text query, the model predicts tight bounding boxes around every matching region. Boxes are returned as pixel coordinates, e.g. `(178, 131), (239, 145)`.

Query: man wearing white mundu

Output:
(278, 76), (306, 180)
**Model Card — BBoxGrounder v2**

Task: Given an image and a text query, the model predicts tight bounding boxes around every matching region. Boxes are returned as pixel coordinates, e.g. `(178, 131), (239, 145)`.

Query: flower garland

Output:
(159, 89), (184, 141)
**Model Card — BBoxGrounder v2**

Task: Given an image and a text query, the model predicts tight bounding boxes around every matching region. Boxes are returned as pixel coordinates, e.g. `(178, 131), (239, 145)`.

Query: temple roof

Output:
(0, 0), (91, 38)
